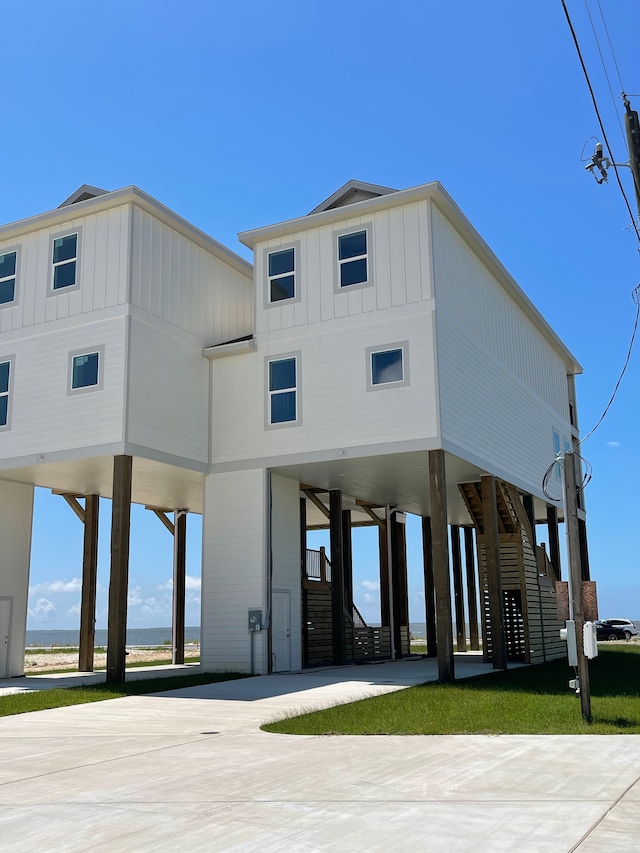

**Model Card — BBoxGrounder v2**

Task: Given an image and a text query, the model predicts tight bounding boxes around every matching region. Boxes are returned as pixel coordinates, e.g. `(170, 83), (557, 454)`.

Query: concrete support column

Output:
(172, 510), (187, 665)
(79, 495), (99, 672)
(450, 525), (466, 652)
(463, 526), (480, 651)
(481, 475), (507, 670)
(428, 449), (454, 682)
(421, 516), (437, 658)
(329, 490), (345, 666)
(107, 455), (132, 683)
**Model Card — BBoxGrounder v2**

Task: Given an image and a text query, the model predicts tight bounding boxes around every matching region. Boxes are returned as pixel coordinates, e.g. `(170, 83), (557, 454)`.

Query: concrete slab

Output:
(1, 657), (639, 851)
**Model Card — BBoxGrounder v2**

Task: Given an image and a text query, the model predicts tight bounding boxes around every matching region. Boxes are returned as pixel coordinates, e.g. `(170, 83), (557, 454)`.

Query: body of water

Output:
(26, 627), (201, 648)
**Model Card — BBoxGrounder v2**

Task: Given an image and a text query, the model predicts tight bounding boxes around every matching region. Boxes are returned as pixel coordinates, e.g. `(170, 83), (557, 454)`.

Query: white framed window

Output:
(68, 346), (104, 395)
(266, 245), (297, 304)
(335, 224), (373, 291)
(49, 230), (81, 294)
(366, 342), (409, 391)
(0, 250), (18, 307)
(0, 356), (14, 429)
(265, 352), (301, 428)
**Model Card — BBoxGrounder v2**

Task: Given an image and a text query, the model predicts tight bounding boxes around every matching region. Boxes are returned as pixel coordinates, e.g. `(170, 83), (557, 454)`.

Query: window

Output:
(366, 342), (409, 391)
(0, 251), (17, 306)
(266, 353), (301, 427)
(268, 247), (295, 303)
(338, 229), (368, 287)
(68, 347), (104, 395)
(52, 233), (78, 290)
(0, 358), (12, 428)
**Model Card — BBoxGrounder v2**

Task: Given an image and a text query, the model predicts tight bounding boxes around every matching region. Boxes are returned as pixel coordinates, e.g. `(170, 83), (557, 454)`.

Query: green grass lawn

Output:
(0, 671), (247, 718)
(263, 645), (640, 736)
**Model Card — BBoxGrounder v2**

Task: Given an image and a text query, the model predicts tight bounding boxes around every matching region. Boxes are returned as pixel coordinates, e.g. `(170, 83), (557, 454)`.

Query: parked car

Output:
(599, 619), (638, 640)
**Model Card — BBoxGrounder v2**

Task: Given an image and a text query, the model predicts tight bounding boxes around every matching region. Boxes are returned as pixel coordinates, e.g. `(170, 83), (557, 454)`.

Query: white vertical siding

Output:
(200, 468), (267, 673)
(0, 205), (130, 334)
(255, 199), (432, 336)
(431, 204), (570, 418)
(271, 473), (302, 671)
(126, 314), (209, 465)
(0, 481), (34, 676)
(130, 207), (253, 344)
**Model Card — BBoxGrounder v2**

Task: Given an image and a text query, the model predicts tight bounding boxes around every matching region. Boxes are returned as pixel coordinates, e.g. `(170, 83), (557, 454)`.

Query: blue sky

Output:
(5, 1), (639, 629)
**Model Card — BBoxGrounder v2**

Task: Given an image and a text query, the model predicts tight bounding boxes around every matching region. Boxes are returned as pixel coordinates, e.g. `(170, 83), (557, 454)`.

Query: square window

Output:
(366, 342), (409, 391)
(0, 251), (17, 306)
(72, 352), (99, 389)
(372, 349), (404, 385)
(267, 246), (296, 304)
(266, 354), (300, 427)
(51, 233), (79, 292)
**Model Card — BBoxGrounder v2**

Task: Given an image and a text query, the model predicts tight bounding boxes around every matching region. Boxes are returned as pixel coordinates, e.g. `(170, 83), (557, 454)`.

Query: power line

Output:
(596, 0), (625, 93)
(561, 0), (640, 248)
(583, 0), (626, 144)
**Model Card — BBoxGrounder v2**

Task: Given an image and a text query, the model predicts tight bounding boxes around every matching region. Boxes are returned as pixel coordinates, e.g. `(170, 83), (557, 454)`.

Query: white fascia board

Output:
(0, 187), (253, 281)
(239, 180), (582, 375)
(203, 338), (257, 359)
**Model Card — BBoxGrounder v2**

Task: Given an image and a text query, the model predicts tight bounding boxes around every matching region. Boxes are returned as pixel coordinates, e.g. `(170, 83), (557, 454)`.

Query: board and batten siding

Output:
(129, 207), (253, 345)
(0, 480), (34, 677)
(211, 309), (438, 466)
(0, 205), (130, 335)
(0, 315), (127, 461)
(126, 313), (209, 465)
(255, 200), (433, 335)
(200, 468), (268, 673)
(270, 473), (302, 671)
(431, 204), (571, 418)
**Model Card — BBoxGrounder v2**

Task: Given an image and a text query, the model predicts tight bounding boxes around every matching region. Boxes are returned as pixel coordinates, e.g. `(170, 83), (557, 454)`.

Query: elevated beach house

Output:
(0, 180), (587, 680)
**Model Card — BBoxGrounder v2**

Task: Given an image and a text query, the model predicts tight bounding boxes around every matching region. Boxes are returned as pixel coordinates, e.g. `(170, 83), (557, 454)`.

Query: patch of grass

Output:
(263, 645), (640, 736)
(0, 671), (247, 718)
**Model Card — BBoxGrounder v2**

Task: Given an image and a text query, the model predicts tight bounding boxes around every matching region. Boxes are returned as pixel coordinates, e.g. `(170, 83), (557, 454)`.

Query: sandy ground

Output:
(23, 645), (200, 673)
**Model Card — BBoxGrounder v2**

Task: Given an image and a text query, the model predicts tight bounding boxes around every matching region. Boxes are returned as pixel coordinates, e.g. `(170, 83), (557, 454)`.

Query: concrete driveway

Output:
(0, 656), (639, 852)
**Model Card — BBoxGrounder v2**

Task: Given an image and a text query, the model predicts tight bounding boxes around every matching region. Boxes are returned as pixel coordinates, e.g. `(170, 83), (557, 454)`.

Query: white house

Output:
(0, 180), (588, 681)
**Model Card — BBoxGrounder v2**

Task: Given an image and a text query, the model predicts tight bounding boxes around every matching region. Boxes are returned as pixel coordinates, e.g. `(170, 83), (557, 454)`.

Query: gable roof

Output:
(308, 179), (397, 214)
(58, 185), (109, 208)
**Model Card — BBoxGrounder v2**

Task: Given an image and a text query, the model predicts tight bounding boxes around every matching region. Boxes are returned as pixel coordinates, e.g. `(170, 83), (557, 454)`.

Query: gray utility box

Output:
(248, 609), (262, 632)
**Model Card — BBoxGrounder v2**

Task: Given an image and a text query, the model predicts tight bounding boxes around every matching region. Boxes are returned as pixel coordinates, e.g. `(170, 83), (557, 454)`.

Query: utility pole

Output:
(623, 96), (640, 216)
(563, 451), (592, 723)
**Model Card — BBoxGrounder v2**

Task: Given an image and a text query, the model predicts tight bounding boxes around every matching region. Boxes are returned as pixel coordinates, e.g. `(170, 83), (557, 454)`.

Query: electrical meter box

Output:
(560, 620), (578, 666)
(248, 609), (262, 632)
(583, 620), (598, 659)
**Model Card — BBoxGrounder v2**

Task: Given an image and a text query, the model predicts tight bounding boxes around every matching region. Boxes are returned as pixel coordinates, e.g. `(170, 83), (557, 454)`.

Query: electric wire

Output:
(561, 0), (640, 248)
(576, 284), (640, 446)
(583, 0), (626, 144)
(596, 0), (625, 93)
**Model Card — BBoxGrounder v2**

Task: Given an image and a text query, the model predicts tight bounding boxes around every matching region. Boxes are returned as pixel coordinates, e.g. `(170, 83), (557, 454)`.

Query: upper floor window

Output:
(52, 233), (78, 291)
(338, 229), (368, 287)
(366, 342), (410, 391)
(268, 247), (295, 302)
(266, 353), (300, 427)
(68, 346), (104, 395)
(0, 358), (12, 428)
(0, 251), (17, 306)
